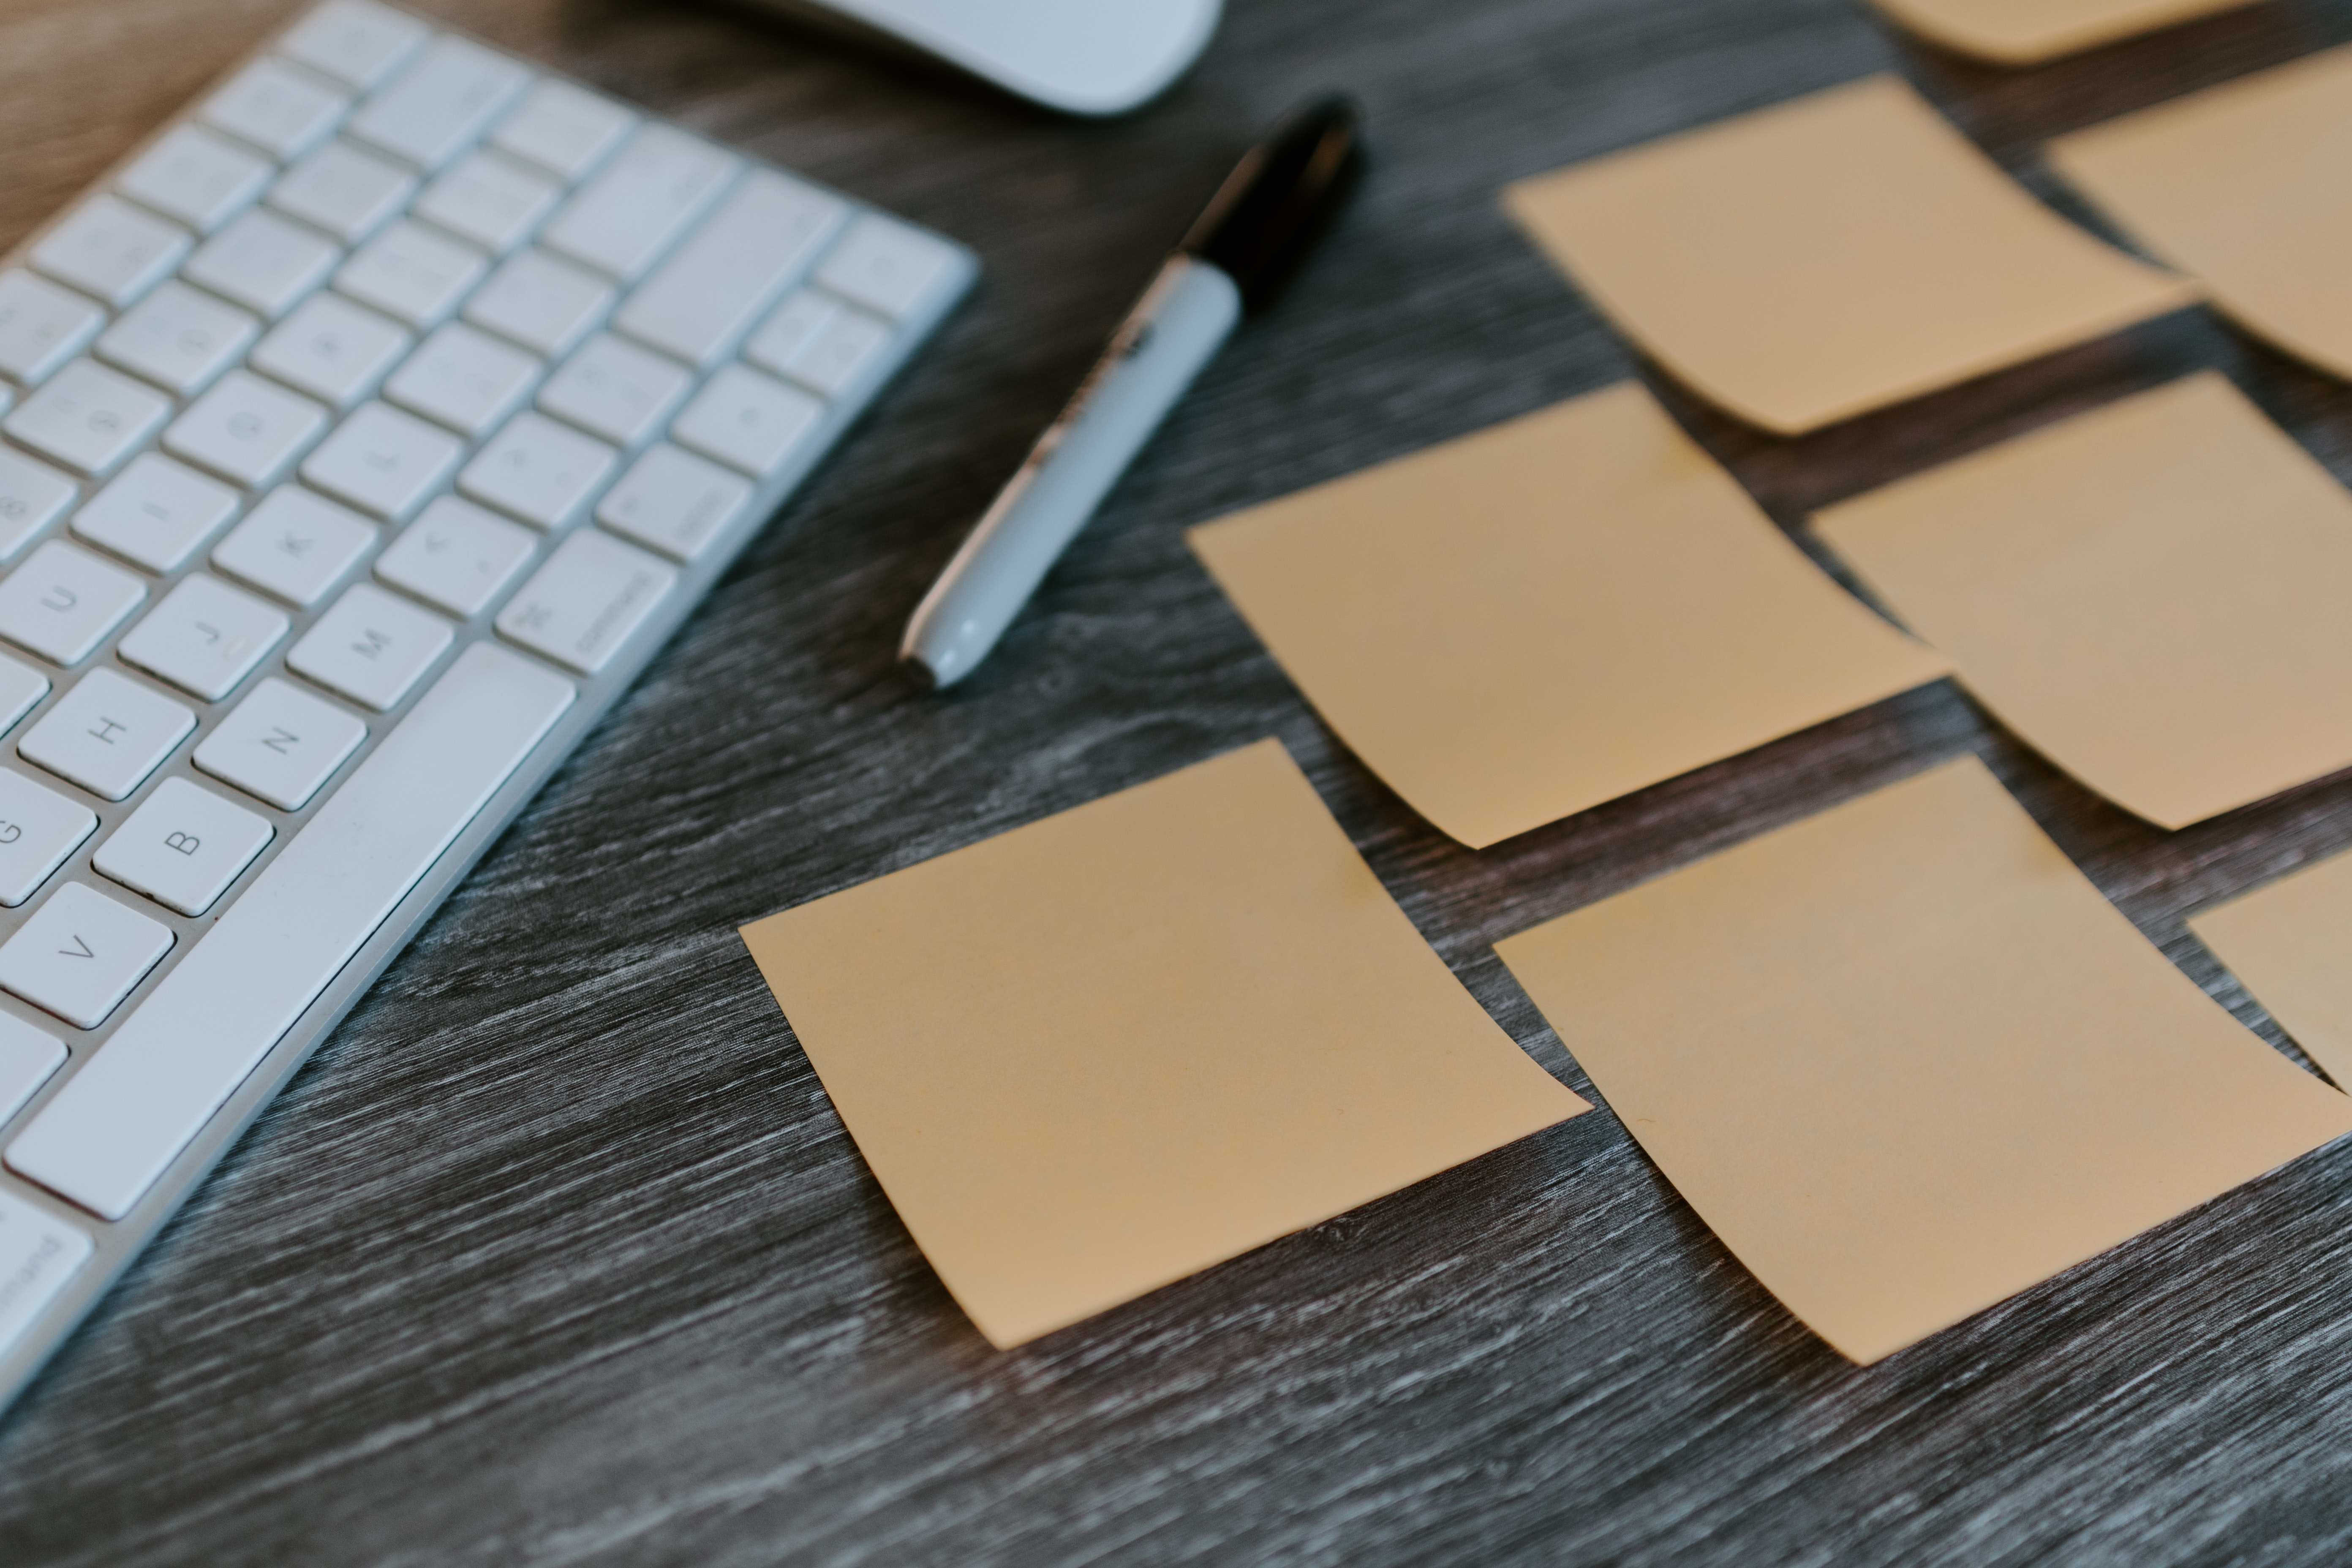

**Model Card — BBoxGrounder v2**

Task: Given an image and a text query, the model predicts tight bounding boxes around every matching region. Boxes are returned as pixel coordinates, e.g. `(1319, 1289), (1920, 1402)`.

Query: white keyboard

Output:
(0, 0), (973, 1410)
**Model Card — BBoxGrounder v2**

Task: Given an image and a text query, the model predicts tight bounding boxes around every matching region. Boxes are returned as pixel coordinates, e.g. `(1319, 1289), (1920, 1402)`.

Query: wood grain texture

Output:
(5, 0), (2352, 1561)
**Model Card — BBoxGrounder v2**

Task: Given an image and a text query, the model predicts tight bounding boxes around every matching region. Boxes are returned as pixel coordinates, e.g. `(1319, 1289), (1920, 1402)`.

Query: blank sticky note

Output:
(738, 739), (1589, 1348)
(1188, 384), (1951, 849)
(1495, 757), (2352, 1365)
(2194, 853), (2352, 1089)
(2052, 46), (2352, 383)
(1816, 374), (2352, 829)
(1502, 76), (2193, 435)
(1869, 0), (2259, 64)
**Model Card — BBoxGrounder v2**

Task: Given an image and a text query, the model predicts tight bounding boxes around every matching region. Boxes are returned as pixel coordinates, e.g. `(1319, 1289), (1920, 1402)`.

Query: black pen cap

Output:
(1181, 94), (1365, 316)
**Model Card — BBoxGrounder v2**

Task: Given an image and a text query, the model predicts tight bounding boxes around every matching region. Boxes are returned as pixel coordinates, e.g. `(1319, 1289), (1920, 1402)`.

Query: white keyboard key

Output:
(0, 451), (78, 564)
(210, 485), (376, 607)
(202, 57), (349, 161)
(777, 306), (890, 396)
(670, 365), (821, 478)
(267, 138), (416, 244)
(459, 410), (615, 530)
(0, 770), (93, 908)
(463, 248), (612, 358)
(3, 360), (172, 478)
(287, 582), (452, 710)
(250, 291), (411, 408)
(183, 208), (340, 318)
(278, 0), (427, 91)
(163, 370), (329, 489)
(742, 289), (838, 380)
(335, 219), (487, 327)
(95, 778), (275, 917)
(375, 495), (536, 617)
(614, 172), (845, 368)
(814, 214), (959, 318)
(0, 1013), (65, 1122)
(0, 271), (104, 387)
(348, 35), (528, 172)
(94, 280), (258, 397)
(536, 333), (689, 448)
(19, 669), (194, 801)
(414, 150), (559, 254)
(0, 659), (49, 740)
(29, 196), (189, 310)
(298, 400), (462, 520)
(490, 79), (634, 182)
(0, 541), (145, 666)
(8, 643), (572, 1218)
(0, 882), (174, 1029)
(194, 677), (366, 810)
(70, 454), (240, 573)
(0, 1188), (89, 1348)
(384, 321), (540, 438)
(116, 574), (289, 701)
(495, 528), (674, 675)
(117, 124), (272, 234)
(593, 443), (750, 564)
(539, 125), (737, 281)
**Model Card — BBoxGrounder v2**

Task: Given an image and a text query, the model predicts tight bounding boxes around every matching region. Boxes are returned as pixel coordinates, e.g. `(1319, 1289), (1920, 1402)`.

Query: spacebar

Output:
(5, 645), (575, 1221)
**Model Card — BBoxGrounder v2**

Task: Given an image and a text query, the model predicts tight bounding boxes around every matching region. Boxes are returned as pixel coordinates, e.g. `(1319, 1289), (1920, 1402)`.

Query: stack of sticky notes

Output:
(1867, 0), (2261, 64)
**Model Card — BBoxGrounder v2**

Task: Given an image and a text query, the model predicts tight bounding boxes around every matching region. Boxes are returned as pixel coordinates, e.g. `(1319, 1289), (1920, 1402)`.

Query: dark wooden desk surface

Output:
(7, 0), (2352, 1560)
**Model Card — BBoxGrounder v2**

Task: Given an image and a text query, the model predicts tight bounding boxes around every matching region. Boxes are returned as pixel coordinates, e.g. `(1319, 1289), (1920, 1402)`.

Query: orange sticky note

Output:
(738, 740), (1589, 1348)
(1495, 757), (2352, 1365)
(2193, 852), (2352, 1089)
(1503, 76), (2193, 435)
(1868, 0), (2260, 64)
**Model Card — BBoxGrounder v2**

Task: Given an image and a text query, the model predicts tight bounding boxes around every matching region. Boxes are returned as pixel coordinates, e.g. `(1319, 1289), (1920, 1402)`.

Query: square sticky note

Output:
(2194, 852), (2352, 1089)
(1503, 76), (2193, 435)
(2053, 45), (2352, 384)
(738, 740), (1590, 1348)
(1495, 757), (2352, 1365)
(1815, 373), (2352, 829)
(1869, 0), (2260, 64)
(1187, 383), (1951, 850)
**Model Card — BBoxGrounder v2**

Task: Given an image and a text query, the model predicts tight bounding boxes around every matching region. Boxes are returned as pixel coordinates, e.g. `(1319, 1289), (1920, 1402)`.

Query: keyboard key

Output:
(0, 271), (104, 387)
(94, 280), (259, 397)
(776, 307), (889, 396)
(536, 333), (689, 447)
(670, 365), (821, 478)
(267, 138), (416, 244)
(183, 208), (340, 318)
(193, 677), (366, 810)
(298, 400), (463, 520)
(4, 360), (172, 478)
(814, 214), (959, 318)
(0, 656), (47, 739)
(116, 574), (290, 701)
(539, 125), (736, 281)
(490, 78), (634, 181)
(250, 291), (411, 408)
(202, 57), (350, 161)
(613, 171), (844, 368)
(117, 125), (272, 234)
(594, 443), (750, 563)
(459, 410), (615, 530)
(287, 582), (452, 710)
(495, 528), (674, 675)
(335, 219), (487, 327)
(210, 485), (376, 607)
(413, 150), (559, 253)
(375, 495), (536, 616)
(0, 769), (94, 907)
(463, 248), (613, 359)
(9, 643), (572, 1218)
(0, 449), (78, 562)
(278, 0), (428, 91)
(348, 35), (528, 172)
(0, 1187), (89, 1350)
(384, 321), (540, 438)
(0, 1013), (65, 1122)
(742, 289), (837, 379)
(0, 882), (174, 1029)
(163, 370), (330, 489)
(29, 196), (189, 310)
(0, 541), (146, 665)
(95, 778), (275, 917)
(19, 668), (194, 800)
(70, 454), (241, 574)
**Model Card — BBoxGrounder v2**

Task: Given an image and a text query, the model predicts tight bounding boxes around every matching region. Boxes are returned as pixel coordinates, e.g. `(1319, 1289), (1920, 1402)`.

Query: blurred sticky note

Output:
(1502, 76), (2193, 435)
(738, 739), (1589, 1348)
(2194, 852), (2352, 1088)
(1870, 0), (2259, 64)
(1815, 374), (2352, 829)
(1495, 757), (2352, 1365)
(2052, 46), (2352, 383)
(1188, 384), (1950, 849)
